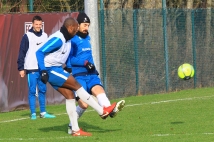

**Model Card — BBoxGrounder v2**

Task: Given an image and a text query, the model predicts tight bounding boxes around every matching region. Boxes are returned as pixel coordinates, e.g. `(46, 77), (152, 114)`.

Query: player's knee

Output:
(29, 89), (36, 95)
(38, 89), (46, 94)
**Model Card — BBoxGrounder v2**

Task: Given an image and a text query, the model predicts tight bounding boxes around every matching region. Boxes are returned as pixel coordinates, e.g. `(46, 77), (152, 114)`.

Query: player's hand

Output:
(19, 70), (25, 77)
(64, 67), (72, 73)
(41, 70), (49, 84)
(84, 60), (95, 71)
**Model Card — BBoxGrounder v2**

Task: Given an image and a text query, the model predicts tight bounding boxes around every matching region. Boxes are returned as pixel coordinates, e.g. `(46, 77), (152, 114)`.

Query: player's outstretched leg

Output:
(109, 100), (125, 118)
(75, 87), (116, 118)
(100, 102), (117, 119)
(64, 76), (117, 119)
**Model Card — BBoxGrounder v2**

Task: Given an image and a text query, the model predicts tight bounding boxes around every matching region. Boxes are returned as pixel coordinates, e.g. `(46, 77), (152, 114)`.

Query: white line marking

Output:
(0, 95), (214, 141)
(0, 110), (95, 124)
(0, 117), (29, 123)
(153, 133), (176, 136)
(125, 95), (214, 107)
(0, 136), (88, 141)
(152, 132), (214, 137)
(0, 132), (213, 141)
(1, 95), (214, 124)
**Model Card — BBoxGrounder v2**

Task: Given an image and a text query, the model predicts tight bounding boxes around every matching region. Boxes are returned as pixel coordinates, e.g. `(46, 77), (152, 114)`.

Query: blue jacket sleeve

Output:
(69, 41), (85, 66)
(65, 50), (72, 68)
(36, 37), (63, 71)
(17, 34), (29, 71)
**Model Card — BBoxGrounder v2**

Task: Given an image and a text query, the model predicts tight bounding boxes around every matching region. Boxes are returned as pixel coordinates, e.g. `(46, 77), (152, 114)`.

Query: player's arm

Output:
(36, 37), (63, 71)
(36, 37), (63, 84)
(64, 50), (73, 73)
(69, 42), (95, 71)
(64, 42), (81, 73)
(65, 47), (72, 69)
(17, 34), (29, 77)
(65, 42), (87, 72)
(69, 41), (86, 66)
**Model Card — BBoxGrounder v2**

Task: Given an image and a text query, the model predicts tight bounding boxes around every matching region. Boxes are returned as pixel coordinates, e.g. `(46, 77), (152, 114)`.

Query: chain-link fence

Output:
(98, 8), (214, 99)
(1, 1), (214, 106)
(0, 0), (212, 14)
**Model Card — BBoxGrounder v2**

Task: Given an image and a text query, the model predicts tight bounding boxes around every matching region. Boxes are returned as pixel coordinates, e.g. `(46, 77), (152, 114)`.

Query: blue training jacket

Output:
(66, 34), (98, 76)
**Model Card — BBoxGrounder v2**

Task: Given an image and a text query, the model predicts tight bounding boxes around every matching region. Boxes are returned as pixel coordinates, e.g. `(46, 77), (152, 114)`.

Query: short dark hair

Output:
(32, 15), (42, 22)
(63, 17), (78, 28)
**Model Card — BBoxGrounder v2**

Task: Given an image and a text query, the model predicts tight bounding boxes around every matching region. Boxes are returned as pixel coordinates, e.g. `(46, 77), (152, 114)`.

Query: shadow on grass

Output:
(38, 123), (67, 133)
(20, 111), (56, 117)
(171, 121), (184, 124)
(79, 121), (121, 133)
(20, 113), (30, 117)
(38, 121), (120, 134)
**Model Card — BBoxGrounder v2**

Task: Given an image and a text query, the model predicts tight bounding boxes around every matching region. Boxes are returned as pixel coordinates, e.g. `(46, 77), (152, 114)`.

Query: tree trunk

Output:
(144, 0), (162, 8)
(20, 0), (28, 12)
(105, 0), (121, 9)
(123, 0), (133, 8)
(187, 0), (193, 8)
(60, 0), (70, 12)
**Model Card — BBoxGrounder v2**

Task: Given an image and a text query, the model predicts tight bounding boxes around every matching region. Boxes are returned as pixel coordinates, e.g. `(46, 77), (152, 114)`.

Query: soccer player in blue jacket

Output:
(65, 13), (125, 134)
(17, 15), (56, 120)
(36, 17), (117, 136)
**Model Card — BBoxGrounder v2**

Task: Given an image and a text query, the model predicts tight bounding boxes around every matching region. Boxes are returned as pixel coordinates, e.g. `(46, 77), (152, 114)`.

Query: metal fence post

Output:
(28, 0), (34, 12)
(133, 9), (139, 94)
(162, 0), (169, 92)
(99, 0), (107, 91)
(191, 10), (197, 88)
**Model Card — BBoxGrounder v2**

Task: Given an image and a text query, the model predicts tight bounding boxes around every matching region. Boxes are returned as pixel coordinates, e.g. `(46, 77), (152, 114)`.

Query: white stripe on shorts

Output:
(50, 70), (68, 80)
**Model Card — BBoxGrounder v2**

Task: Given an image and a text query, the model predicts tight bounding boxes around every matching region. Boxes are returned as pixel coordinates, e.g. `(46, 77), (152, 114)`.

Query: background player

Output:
(17, 15), (56, 120)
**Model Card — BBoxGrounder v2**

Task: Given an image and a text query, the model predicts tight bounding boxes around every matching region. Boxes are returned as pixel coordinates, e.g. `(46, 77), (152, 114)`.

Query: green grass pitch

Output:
(1, 87), (214, 142)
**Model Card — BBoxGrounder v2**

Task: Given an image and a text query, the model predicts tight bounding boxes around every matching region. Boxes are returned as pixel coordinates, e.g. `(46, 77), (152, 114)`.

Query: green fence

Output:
(99, 9), (214, 99)
(1, 6), (213, 99)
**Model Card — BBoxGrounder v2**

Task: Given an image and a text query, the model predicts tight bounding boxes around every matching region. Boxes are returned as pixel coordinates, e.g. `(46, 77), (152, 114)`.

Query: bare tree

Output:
(144, 0), (160, 8)
(122, 0), (133, 8)
(20, 0), (28, 12)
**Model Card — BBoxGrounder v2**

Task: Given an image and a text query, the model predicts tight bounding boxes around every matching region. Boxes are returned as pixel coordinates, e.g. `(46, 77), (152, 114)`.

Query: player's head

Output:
(32, 15), (43, 32)
(77, 12), (90, 34)
(63, 17), (79, 38)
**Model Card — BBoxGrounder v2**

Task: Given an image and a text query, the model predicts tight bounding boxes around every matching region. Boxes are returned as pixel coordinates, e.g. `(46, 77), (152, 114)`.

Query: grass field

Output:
(1, 87), (214, 142)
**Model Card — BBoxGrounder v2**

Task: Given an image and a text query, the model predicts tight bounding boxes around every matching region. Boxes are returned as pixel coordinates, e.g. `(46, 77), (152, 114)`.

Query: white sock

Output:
(69, 105), (86, 127)
(76, 105), (86, 118)
(66, 99), (79, 131)
(96, 93), (111, 107)
(76, 87), (103, 115)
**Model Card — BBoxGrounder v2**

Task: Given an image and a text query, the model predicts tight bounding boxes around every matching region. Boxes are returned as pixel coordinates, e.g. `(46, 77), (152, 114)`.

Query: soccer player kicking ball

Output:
(36, 17), (117, 136)
(64, 12), (125, 134)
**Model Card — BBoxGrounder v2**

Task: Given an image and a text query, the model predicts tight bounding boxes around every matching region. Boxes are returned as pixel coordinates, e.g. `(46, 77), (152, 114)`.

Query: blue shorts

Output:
(46, 66), (70, 90)
(75, 74), (103, 94)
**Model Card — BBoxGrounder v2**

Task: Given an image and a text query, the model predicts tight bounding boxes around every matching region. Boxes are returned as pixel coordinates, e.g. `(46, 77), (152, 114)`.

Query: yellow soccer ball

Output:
(178, 63), (194, 80)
